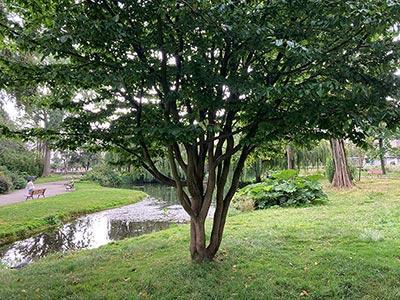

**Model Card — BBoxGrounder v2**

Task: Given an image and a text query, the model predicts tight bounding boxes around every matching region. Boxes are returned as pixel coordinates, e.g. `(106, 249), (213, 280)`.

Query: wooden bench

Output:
(26, 188), (46, 200)
(367, 169), (384, 176)
(64, 181), (75, 191)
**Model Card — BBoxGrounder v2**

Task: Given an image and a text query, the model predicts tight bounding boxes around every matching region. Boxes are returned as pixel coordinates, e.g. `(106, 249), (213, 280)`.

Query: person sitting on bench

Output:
(26, 188), (46, 200)
(26, 178), (35, 195)
(64, 180), (75, 191)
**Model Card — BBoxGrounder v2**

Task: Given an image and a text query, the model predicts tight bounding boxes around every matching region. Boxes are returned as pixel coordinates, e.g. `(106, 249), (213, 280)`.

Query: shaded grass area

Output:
(0, 182), (147, 245)
(1, 179), (400, 299)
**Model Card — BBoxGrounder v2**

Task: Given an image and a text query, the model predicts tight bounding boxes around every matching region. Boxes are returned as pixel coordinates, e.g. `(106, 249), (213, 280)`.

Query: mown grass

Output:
(34, 174), (67, 184)
(0, 182), (146, 245)
(1, 179), (400, 299)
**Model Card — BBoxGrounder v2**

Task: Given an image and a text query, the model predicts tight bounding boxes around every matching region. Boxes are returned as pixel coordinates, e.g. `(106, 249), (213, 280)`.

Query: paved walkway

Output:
(0, 181), (69, 207)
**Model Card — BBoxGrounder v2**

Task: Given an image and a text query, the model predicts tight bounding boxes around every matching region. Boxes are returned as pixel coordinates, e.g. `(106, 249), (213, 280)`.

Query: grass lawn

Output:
(0, 182), (147, 245)
(1, 179), (400, 299)
(34, 174), (68, 184)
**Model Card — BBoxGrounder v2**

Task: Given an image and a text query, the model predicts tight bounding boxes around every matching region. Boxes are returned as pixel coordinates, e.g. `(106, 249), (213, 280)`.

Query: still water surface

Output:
(1, 184), (186, 268)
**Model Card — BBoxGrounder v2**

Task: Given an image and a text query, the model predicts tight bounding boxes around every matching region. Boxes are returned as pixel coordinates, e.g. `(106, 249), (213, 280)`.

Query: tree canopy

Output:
(1, 0), (400, 261)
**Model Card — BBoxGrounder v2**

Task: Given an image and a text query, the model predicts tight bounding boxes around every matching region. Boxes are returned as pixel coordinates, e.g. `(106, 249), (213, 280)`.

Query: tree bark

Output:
(189, 216), (209, 262)
(286, 145), (295, 169)
(254, 159), (262, 182)
(330, 139), (353, 188)
(41, 141), (51, 177)
(378, 138), (386, 175)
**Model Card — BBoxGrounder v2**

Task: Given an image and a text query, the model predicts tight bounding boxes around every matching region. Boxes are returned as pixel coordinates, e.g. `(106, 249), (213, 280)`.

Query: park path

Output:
(0, 181), (68, 207)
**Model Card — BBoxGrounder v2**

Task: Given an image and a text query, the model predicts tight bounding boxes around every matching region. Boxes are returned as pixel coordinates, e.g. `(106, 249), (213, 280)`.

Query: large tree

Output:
(330, 138), (353, 188)
(1, 1), (399, 261)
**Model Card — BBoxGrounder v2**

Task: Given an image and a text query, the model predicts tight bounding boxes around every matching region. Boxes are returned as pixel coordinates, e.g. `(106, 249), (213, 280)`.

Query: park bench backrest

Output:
(367, 169), (384, 175)
(29, 189), (46, 195)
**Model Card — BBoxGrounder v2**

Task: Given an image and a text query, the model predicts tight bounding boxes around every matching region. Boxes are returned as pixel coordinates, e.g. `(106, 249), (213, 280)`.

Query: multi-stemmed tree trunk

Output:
(166, 144), (253, 262)
(378, 138), (386, 175)
(286, 145), (295, 170)
(330, 139), (353, 188)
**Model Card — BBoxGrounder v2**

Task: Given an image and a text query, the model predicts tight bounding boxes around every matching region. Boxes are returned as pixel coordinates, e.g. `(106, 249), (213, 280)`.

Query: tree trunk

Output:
(357, 152), (364, 181)
(378, 138), (386, 175)
(286, 145), (295, 169)
(165, 141), (251, 262)
(189, 216), (210, 262)
(41, 142), (51, 177)
(254, 159), (262, 182)
(330, 139), (353, 188)
(63, 159), (68, 175)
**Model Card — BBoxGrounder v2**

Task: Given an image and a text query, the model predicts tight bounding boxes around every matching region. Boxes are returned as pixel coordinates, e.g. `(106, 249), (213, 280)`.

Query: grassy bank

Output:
(1, 179), (400, 299)
(34, 174), (67, 184)
(0, 182), (146, 244)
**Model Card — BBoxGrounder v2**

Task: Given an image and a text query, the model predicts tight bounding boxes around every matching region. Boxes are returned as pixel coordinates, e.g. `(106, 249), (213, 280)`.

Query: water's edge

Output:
(1, 196), (193, 269)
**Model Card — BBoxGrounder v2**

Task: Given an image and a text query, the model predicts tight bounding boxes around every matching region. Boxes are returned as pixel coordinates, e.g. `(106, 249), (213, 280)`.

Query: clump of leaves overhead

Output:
(234, 172), (327, 210)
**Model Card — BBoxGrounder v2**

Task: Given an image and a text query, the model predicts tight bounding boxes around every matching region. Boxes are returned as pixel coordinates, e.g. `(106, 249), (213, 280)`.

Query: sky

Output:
(1, 94), (20, 121)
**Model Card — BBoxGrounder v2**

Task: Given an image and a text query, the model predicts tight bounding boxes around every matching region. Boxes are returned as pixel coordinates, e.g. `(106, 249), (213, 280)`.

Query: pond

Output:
(129, 184), (178, 204)
(0, 185), (190, 269)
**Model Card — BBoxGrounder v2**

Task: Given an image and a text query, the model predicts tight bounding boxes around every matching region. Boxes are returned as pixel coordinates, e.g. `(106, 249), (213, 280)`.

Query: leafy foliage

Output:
(0, 174), (12, 194)
(0, 139), (42, 193)
(0, 139), (43, 177)
(82, 165), (122, 188)
(234, 172), (327, 210)
(270, 169), (299, 181)
(0, 166), (29, 194)
(83, 164), (158, 188)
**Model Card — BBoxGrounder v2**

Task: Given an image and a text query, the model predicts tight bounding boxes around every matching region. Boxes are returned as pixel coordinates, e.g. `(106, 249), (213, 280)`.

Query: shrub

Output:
(0, 139), (43, 177)
(84, 164), (158, 188)
(0, 166), (28, 191)
(0, 175), (12, 194)
(325, 158), (335, 182)
(234, 171), (327, 210)
(100, 170), (123, 187)
(11, 173), (27, 190)
(83, 164), (123, 187)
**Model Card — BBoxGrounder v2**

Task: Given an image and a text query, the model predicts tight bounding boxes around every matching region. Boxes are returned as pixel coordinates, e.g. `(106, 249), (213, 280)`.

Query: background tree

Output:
(0, 94), (43, 192)
(67, 151), (102, 171)
(286, 145), (295, 170)
(330, 139), (353, 188)
(1, 1), (399, 261)
(12, 88), (65, 177)
(366, 125), (400, 174)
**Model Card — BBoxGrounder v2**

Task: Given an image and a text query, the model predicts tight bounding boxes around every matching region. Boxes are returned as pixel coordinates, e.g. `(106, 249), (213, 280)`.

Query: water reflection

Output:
(1, 198), (184, 269)
(1, 188), (214, 269)
(129, 184), (178, 204)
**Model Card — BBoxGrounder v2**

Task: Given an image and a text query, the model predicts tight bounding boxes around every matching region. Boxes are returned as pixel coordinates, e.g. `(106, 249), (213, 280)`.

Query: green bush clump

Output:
(234, 171), (327, 210)
(0, 175), (12, 194)
(0, 166), (28, 193)
(83, 164), (158, 188)
(0, 139), (43, 177)
(83, 165), (123, 187)
(11, 173), (28, 190)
